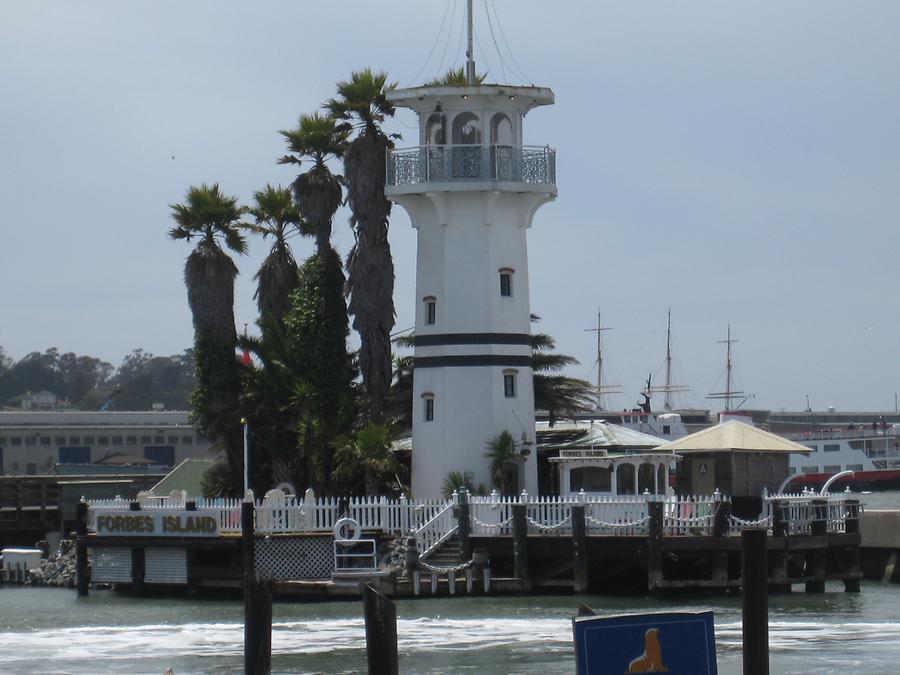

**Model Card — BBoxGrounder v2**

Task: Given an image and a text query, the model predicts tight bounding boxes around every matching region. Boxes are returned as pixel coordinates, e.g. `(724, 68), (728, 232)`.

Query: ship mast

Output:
(707, 322), (745, 411)
(584, 310), (622, 410)
(649, 308), (689, 411)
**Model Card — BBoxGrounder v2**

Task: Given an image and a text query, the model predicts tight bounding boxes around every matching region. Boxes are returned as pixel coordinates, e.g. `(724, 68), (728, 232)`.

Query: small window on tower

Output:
(424, 296), (436, 325)
(422, 393), (435, 422)
(499, 268), (514, 297)
(503, 371), (517, 398)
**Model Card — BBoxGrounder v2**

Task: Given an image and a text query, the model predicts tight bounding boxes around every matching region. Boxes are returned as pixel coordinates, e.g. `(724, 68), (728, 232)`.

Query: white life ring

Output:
(333, 517), (361, 541)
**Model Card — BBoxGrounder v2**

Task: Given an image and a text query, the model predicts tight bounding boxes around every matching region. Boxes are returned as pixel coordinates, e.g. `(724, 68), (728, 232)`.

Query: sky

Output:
(2, 1), (898, 413)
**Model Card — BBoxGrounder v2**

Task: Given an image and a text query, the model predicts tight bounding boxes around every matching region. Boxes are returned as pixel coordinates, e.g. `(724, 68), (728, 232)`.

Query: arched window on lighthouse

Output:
(426, 113), (446, 145)
(490, 113), (513, 179)
(422, 393), (435, 422)
(425, 113), (446, 180)
(451, 112), (482, 178)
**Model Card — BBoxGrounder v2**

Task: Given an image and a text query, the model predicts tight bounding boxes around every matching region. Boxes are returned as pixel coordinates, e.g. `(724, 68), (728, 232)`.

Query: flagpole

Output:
(242, 418), (249, 495)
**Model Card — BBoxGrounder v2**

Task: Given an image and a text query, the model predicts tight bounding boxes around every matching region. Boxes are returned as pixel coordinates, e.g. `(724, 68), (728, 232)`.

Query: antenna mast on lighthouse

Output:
(466, 0), (476, 84)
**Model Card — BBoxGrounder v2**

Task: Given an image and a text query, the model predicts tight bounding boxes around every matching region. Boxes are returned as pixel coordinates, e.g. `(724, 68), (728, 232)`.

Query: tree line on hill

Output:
(0, 346), (194, 411)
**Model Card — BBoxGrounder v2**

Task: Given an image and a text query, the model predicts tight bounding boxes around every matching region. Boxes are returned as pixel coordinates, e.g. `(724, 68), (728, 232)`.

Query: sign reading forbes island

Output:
(95, 510), (219, 537)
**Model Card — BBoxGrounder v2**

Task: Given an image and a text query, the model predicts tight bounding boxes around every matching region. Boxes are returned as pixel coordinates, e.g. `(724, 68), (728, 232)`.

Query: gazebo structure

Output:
(659, 419), (811, 516)
(541, 421), (677, 497)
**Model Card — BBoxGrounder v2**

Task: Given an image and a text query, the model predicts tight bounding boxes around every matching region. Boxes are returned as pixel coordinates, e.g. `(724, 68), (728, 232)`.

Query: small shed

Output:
(658, 420), (811, 516)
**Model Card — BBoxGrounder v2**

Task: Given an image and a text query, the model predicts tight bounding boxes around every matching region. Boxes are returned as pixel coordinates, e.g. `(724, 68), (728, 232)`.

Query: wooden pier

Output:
(73, 490), (861, 598)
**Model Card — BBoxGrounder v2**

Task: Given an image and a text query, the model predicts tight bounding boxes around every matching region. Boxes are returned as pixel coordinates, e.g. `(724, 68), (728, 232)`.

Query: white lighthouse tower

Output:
(385, 20), (556, 498)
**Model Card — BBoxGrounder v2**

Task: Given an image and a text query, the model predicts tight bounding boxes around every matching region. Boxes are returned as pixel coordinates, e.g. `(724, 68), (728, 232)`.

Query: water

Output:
(3, 491), (897, 674)
(1, 582), (899, 674)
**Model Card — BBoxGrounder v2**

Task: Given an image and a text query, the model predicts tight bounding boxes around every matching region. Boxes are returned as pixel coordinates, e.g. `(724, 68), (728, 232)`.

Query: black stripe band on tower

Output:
(414, 355), (533, 368)
(414, 333), (532, 347)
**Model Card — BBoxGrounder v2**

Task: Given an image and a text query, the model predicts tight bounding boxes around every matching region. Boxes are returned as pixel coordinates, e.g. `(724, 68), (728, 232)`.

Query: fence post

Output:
(712, 498), (731, 583)
(806, 498), (827, 594)
(362, 583), (399, 675)
(75, 500), (89, 597)
(512, 503), (530, 590)
(243, 499), (272, 675)
(647, 501), (664, 593)
(770, 499), (791, 593)
(843, 499), (861, 593)
(572, 504), (588, 593)
(455, 491), (471, 563)
(742, 528), (770, 675)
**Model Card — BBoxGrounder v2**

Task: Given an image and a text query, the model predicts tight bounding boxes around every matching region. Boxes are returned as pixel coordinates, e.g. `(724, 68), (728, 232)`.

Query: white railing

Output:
(414, 498), (458, 558)
(584, 495), (651, 536)
(387, 144), (556, 187)
(663, 494), (720, 537)
(84, 490), (857, 539)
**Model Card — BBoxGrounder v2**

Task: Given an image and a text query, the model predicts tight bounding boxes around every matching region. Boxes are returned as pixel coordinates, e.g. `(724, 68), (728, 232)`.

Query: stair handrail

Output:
(414, 497), (458, 559)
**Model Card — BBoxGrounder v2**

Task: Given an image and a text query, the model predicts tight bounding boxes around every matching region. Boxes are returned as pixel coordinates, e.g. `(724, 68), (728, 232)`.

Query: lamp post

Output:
(241, 418), (249, 495)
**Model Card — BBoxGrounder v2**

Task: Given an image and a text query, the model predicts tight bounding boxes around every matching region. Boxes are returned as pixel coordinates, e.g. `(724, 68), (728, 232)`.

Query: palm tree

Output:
(332, 423), (403, 496)
(246, 184), (303, 325)
(485, 430), (520, 496)
(531, 316), (596, 421)
(238, 315), (315, 490)
(325, 68), (398, 425)
(168, 183), (247, 493)
(278, 112), (347, 254)
(422, 66), (486, 87)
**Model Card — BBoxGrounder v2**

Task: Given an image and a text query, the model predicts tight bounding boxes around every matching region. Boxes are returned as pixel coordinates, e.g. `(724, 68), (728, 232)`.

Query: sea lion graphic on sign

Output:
(625, 627), (669, 672)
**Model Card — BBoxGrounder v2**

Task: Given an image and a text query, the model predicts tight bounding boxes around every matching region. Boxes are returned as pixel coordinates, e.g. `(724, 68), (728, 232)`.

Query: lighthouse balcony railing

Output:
(386, 144), (556, 187)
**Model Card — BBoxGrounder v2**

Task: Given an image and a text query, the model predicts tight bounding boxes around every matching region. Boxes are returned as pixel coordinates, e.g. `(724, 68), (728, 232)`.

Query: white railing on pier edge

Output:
(738, 492), (859, 536)
(663, 494), (721, 537)
(85, 491), (856, 539)
(414, 496), (459, 558)
(468, 494), (721, 537)
(584, 495), (650, 536)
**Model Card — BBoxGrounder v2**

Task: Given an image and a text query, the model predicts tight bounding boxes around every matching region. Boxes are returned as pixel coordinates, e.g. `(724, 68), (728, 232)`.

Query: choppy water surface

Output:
(2, 491), (897, 674)
(1, 582), (899, 674)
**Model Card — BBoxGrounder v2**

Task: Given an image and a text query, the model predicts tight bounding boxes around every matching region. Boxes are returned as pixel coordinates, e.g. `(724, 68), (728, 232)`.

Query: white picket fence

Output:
(85, 490), (856, 542)
(743, 491), (859, 536)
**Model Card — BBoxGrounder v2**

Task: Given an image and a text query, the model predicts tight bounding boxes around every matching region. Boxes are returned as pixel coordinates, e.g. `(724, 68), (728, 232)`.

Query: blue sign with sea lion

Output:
(572, 610), (717, 674)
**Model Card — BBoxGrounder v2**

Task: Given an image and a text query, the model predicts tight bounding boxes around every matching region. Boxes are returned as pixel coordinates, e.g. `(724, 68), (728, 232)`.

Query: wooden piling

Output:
(770, 499), (791, 593)
(712, 500), (731, 583)
(363, 583), (399, 675)
(647, 501), (664, 593)
(455, 497), (471, 563)
(572, 504), (588, 593)
(131, 546), (145, 597)
(806, 499), (827, 593)
(843, 499), (861, 593)
(512, 504), (530, 590)
(75, 500), (89, 597)
(741, 528), (769, 675)
(242, 500), (272, 675)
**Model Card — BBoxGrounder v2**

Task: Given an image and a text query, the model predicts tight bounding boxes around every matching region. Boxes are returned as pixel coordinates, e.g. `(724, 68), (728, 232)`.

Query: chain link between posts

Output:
(418, 558), (475, 573)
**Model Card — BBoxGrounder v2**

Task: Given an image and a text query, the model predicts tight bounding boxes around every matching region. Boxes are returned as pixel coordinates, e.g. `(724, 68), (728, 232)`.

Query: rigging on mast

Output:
(584, 310), (623, 410)
(649, 308), (690, 411)
(707, 323), (748, 411)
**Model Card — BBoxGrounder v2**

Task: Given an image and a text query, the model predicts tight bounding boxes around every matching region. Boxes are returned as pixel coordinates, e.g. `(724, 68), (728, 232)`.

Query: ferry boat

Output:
(767, 415), (900, 492)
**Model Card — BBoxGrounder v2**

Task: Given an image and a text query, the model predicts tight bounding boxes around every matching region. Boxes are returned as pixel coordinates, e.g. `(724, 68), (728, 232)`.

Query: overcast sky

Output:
(2, 1), (898, 413)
